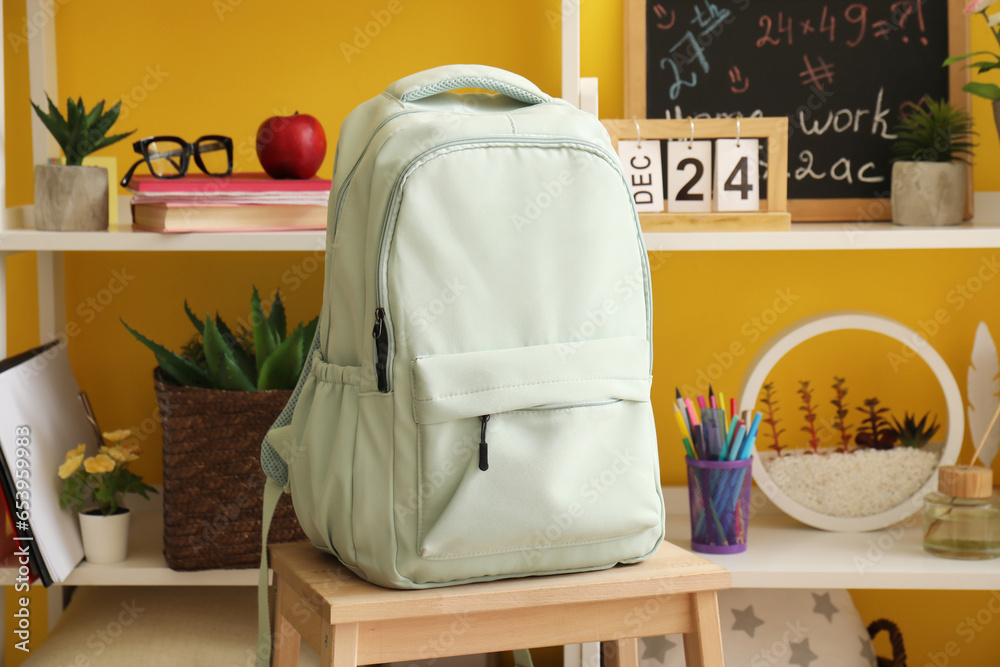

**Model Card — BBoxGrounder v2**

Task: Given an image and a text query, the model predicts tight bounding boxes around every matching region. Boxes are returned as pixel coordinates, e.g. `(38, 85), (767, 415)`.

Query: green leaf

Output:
(30, 100), (70, 154)
(88, 130), (135, 153)
(251, 286), (279, 373)
(269, 290), (287, 341)
(120, 318), (215, 388)
(964, 81), (1000, 101)
(944, 51), (1000, 66)
(300, 316), (318, 361)
(184, 301), (204, 333)
(257, 327), (305, 390)
(968, 60), (1000, 73)
(215, 313), (257, 387)
(82, 99), (104, 130)
(203, 316), (256, 391)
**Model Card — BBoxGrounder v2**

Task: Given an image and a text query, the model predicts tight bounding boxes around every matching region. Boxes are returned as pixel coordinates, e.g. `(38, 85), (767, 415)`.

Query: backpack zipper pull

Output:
(372, 308), (389, 393)
(478, 415), (490, 471)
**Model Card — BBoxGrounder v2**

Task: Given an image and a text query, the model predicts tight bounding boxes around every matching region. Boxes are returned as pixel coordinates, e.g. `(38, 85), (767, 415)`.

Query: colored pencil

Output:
(720, 418), (740, 461)
(737, 412), (763, 461)
(717, 391), (728, 432)
(727, 424), (747, 461)
(673, 405), (691, 441)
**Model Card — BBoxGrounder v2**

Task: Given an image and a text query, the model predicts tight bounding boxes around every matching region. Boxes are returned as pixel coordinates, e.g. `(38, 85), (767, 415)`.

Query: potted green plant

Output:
(30, 95), (133, 231)
(57, 429), (156, 564)
(890, 97), (974, 226)
(120, 287), (315, 570)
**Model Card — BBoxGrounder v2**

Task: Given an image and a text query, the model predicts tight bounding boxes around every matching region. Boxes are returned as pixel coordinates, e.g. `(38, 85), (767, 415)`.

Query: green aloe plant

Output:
(121, 287), (317, 391)
(30, 95), (133, 166)
(891, 97), (975, 165)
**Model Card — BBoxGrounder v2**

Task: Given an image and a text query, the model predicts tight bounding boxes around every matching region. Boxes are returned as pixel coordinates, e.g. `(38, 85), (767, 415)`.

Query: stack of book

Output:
(127, 173), (332, 233)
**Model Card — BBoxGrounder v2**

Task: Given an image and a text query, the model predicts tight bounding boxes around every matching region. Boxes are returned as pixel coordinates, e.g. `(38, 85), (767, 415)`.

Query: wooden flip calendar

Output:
(602, 117), (791, 232)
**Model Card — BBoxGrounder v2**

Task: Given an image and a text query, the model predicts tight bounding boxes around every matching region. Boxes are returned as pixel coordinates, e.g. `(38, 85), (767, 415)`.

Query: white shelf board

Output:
(9, 221), (1000, 254)
(662, 488), (1000, 591)
(0, 511), (259, 587)
(0, 224), (328, 252)
(642, 222), (1000, 252)
(643, 191), (1000, 251)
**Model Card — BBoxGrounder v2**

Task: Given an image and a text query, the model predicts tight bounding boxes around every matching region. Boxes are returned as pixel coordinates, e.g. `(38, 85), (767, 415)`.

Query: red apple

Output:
(255, 112), (327, 179)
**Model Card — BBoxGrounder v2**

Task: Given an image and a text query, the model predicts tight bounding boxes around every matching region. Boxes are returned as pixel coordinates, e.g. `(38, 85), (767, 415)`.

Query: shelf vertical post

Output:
(27, 0), (60, 167)
(561, 0), (581, 108)
(36, 251), (65, 343)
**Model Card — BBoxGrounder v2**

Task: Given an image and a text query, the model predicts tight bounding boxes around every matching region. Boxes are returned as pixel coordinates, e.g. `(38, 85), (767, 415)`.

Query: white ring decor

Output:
(737, 311), (963, 532)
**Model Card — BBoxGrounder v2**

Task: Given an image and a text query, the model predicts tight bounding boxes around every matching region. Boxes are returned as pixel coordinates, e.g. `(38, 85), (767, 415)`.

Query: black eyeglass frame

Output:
(120, 135), (234, 188)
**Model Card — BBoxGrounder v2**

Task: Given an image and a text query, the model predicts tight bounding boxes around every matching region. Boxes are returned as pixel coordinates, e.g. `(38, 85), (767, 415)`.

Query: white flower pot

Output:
(78, 508), (131, 564)
(33, 164), (109, 231)
(890, 161), (966, 226)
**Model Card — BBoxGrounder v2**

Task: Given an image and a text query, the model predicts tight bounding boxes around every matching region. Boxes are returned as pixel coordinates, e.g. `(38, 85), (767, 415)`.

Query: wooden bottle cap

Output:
(938, 465), (994, 499)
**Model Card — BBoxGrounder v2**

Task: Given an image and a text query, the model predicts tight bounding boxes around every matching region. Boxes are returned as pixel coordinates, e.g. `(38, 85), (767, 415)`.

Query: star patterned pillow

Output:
(638, 589), (878, 667)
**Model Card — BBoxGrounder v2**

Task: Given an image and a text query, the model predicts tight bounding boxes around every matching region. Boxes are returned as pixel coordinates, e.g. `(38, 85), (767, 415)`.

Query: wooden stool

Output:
(269, 541), (730, 667)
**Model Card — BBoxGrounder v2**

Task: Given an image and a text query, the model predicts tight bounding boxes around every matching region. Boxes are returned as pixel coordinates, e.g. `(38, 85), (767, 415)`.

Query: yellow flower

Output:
(58, 454), (83, 479)
(121, 440), (142, 455)
(102, 429), (132, 444)
(83, 454), (115, 474)
(101, 445), (139, 463)
(64, 444), (86, 461)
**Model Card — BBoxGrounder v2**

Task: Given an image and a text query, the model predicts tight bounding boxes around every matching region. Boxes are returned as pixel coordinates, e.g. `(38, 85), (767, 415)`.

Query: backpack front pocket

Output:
(410, 336), (661, 559)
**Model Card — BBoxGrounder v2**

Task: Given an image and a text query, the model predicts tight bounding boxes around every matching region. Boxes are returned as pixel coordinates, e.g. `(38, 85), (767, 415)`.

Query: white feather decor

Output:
(967, 322), (1000, 467)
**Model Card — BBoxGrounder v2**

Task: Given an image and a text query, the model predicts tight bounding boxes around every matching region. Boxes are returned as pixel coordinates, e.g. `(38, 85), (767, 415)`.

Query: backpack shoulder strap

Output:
(257, 326), (322, 665)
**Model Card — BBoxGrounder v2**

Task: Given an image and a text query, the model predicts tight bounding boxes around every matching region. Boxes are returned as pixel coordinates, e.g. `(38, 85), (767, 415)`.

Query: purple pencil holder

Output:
(685, 457), (753, 554)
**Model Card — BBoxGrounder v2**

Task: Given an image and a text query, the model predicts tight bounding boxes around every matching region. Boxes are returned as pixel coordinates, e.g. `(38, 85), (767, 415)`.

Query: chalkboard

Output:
(624, 0), (971, 221)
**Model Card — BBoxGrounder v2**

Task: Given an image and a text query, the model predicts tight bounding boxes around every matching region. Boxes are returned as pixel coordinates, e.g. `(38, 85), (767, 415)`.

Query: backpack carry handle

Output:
(386, 65), (550, 106)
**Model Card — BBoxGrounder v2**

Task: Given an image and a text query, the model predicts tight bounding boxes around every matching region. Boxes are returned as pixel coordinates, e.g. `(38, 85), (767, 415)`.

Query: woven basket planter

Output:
(154, 370), (306, 570)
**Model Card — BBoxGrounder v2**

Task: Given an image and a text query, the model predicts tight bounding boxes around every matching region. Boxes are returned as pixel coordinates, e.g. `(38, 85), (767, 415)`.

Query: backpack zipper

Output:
(372, 307), (389, 393)
(478, 415), (490, 471)
(372, 135), (651, 394)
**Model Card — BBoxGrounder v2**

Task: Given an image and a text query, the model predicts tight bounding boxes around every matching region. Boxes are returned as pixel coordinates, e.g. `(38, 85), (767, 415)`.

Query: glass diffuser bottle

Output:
(923, 465), (1000, 560)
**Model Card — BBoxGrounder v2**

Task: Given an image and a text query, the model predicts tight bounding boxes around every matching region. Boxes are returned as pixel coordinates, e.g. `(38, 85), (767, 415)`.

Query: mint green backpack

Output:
(257, 65), (664, 658)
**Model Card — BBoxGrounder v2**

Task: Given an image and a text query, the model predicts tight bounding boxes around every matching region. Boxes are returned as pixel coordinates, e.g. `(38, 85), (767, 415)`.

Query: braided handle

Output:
(868, 618), (907, 667)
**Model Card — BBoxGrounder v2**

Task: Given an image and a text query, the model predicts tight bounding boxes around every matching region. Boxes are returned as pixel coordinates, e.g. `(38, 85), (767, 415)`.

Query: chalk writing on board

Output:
(645, 0), (950, 200)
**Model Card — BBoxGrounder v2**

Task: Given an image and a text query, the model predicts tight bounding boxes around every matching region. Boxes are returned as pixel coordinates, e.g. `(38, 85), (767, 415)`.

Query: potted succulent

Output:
(120, 287), (315, 570)
(30, 95), (133, 231)
(57, 429), (156, 564)
(890, 97), (974, 226)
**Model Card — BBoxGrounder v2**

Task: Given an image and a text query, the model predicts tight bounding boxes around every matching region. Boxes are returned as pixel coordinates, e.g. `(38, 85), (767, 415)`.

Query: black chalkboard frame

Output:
(624, 0), (973, 222)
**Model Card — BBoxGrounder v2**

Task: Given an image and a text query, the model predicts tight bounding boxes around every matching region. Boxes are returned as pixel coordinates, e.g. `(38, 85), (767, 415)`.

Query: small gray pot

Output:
(890, 161), (965, 226)
(34, 164), (109, 231)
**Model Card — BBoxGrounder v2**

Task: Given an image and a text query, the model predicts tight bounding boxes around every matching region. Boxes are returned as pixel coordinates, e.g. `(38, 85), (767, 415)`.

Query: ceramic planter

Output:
(890, 161), (965, 226)
(34, 164), (109, 231)
(78, 508), (130, 564)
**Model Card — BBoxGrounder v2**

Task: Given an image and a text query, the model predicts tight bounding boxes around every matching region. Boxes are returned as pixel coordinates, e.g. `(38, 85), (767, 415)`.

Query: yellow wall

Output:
(5, 1), (1000, 665)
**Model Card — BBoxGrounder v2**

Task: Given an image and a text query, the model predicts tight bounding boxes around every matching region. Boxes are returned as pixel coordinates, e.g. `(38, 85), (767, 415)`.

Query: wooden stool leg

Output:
(601, 638), (639, 667)
(682, 591), (725, 667)
(273, 577), (301, 667)
(321, 622), (359, 667)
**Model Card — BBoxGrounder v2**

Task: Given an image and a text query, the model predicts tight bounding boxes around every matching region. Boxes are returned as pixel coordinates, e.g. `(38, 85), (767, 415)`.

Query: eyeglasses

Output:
(120, 135), (233, 187)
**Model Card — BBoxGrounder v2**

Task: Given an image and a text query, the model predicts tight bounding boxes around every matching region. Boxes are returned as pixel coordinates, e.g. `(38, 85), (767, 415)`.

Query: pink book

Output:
(127, 172), (332, 194)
